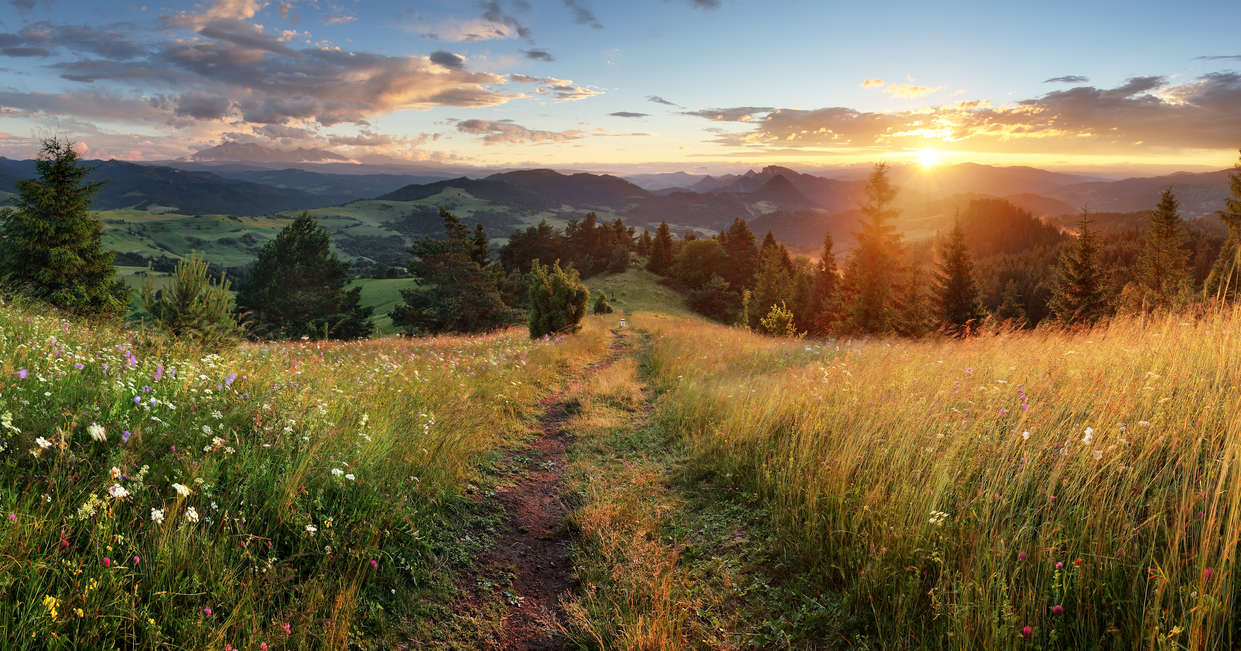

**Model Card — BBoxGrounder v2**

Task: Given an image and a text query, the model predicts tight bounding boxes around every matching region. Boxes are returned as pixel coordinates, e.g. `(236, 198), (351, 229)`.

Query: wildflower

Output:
(1093, 449), (1103, 460)
(185, 507), (199, 523)
(110, 467), (121, 479)
(305, 524), (318, 534)
(122, 430), (132, 444)
(331, 468), (343, 477)
(151, 508), (165, 523)
(108, 484), (130, 500)
(1052, 605), (1064, 616)
(133, 555), (140, 565)
(1017, 551), (1027, 561)
(1055, 561), (1063, 570)
(1205, 568), (1215, 580)
(1082, 427), (1093, 444)
(369, 559), (379, 570)
(35, 437), (51, 449)
(17, 369), (27, 379)
(1021, 625), (1033, 639)
(102, 557), (111, 568)
(282, 623), (291, 635)
(171, 483), (191, 497)
(7, 513), (15, 523)
(345, 473), (355, 481)
(1021, 431), (1030, 440)
(203, 607), (212, 616)
(87, 423), (107, 442)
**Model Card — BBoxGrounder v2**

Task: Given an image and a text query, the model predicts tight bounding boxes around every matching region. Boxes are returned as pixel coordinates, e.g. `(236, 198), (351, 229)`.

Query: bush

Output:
(142, 252), (241, 350)
(528, 260), (589, 338)
(593, 291), (615, 314)
(687, 273), (738, 322)
(759, 300), (798, 337)
(607, 246), (631, 273)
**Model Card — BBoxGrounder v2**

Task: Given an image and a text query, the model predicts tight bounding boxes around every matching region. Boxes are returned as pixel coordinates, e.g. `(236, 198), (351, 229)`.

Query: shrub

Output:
(593, 291), (615, 314)
(758, 300), (797, 337)
(142, 252), (241, 350)
(528, 260), (589, 338)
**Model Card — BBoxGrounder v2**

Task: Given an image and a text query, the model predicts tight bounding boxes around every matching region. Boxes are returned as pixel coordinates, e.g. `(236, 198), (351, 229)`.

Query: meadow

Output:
(632, 306), (1241, 648)
(0, 295), (608, 649)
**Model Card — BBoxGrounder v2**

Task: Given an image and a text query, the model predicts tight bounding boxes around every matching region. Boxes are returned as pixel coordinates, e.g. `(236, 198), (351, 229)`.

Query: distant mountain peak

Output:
(191, 142), (348, 164)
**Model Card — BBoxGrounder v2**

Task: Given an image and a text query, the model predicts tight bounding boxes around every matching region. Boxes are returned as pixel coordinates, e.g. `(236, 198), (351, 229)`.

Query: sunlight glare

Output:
(915, 148), (943, 168)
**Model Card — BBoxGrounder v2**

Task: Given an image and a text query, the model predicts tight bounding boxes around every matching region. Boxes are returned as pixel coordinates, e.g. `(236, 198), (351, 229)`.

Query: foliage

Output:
(842, 163), (905, 334)
(1122, 189), (1191, 312)
(528, 259), (590, 338)
(687, 274), (738, 323)
(142, 252), (241, 349)
(758, 300), (798, 337)
(0, 138), (129, 317)
(592, 291), (614, 314)
(672, 238), (729, 289)
(807, 232), (841, 335)
(933, 217), (984, 336)
(1049, 214), (1109, 325)
(646, 221), (675, 275)
(1205, 152), (1241, 300)
(235, 212), (373, 340)
(391, 209), (516, 335)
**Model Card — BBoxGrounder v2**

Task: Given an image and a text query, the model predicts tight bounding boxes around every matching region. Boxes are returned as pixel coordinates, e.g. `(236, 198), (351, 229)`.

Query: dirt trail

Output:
(460, 333), (625, 650)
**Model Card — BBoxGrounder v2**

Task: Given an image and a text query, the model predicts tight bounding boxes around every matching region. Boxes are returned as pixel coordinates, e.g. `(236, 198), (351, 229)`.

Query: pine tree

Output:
(638, 229), (653, 256)
(1205, 152), (1241, 300)
(470, 224), (490, 267)
(717, 218), (759, 289)
(1124, 189), (1191, 311)
(528, 260), (589, 338)
(142, 252), (241, 349)
(749, 244), (794, 329)
(843, 163), (905, 334)
(1050, 213), (1108, 325)
(646, 221), (674, 275)
(592, 291), (614, 314)
(894, 265), (933, 338)
(933, 217), (983, 336)
(236, 212), (373, 340)
(808, 232), (841, 335)
(0, 138), (129, 316)
(392, 208), (515, 335)
(995, 280), (1026, 324)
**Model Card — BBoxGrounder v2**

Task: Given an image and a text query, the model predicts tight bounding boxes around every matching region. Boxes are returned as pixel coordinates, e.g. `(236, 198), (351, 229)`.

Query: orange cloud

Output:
(861, 79), (885, 88)
(884, 84), (943, 99)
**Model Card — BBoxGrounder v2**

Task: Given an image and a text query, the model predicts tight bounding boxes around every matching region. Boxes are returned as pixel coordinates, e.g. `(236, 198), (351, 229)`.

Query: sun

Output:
(915, 148), (943, 168)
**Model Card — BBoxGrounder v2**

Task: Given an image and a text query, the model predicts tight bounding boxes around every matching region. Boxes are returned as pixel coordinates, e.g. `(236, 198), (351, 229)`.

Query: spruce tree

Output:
(808, 232), (841, 335)
(236, 212), (373, 340)
(143, 252), (241, 349)
(843, 163), (905, 334)
(1126, 189), (1191, 311)
(1205, 152), (1241, 300)
(470, 224), (490, 267)
(1050, 213), (1108, 325)
(933, 217), (983, 336)
(717, 218), (759, 289)
(646, 221), (674, 275)
(392, 208), (515, 335)
(528, 260), (589, 338)
(0, 138), (129, 316)
(995, 280), (1026, 324)
(894, 265), (933, 338)
(749, 244), (794, 329)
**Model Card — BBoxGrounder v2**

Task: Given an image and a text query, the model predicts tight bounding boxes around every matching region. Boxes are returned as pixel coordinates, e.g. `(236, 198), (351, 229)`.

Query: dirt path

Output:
(456, 334), (624, 650)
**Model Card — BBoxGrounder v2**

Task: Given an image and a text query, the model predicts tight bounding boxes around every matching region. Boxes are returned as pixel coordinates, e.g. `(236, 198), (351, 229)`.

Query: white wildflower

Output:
(185, 507), (199, 523)
(151, 508), (164, 523)
(331, 468), (343, 477)
(345, 473), (355, 481)
(305, 524), (317, 534)
(171, 483), (191, 497)
(87, 423), (107, 442)
(108, 484), (130, 499)
(35, 437), (51, 449)
(1082, 427), (1094, 445)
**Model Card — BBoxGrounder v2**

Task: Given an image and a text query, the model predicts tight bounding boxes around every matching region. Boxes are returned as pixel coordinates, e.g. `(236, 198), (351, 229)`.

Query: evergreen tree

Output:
(0, 138), (129, 316)
(1124, 189), (1191, 311)
(749, 244), (794, 329)
(592, 291), (614, 314)
(647, 221), (675, 275)
(470, 224), (490, 267)
(809, 232), (841, 335)
(717, 218), (759, 289)
(933, 217), (984, 336)
(1206, 152), (1241, 300)
(894, 265), (933, 338)
(236, 212), (373, 339)
(995, 280), (1026, 324)
(687, 274), (738, 322)
(142, 252), (241, 349)
(1050, 213), (1108, 325)
(528, 260), (589, 338)
(843, 163), (905, 334)
(392, 208), (515, 335)
(638, 229), (653, 256)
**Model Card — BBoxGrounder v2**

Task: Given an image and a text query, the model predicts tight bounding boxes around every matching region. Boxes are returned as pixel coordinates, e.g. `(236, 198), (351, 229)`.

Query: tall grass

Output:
(640, 308), (1241, 648)
(0, 296), (607, 648)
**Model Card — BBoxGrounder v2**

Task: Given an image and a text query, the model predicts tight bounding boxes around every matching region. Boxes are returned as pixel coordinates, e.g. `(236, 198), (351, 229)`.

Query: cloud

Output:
(455, 118), (582, 145)
(523, 48), (555, 61)
(563, 0), (603, 28)
(1195, 55), (1241, 61)
(1044, 75), (1089, 83)
(683, 106), (774, 121)
(609, 111), (649, 118)
(430, 50), (466, 70)
(10, 0), (38, 11)
(1, 46), (51, 57)
(175, 92), (233, 120)
(860, 79), (884, 88)
(884, 83), (942, 98)
(686, 73), (1241, 155)
(419, 17), (522, 41)
(537, 83), (604, 101)
(0, 22), (147, 61)
(687, 0), (720, 8)
(647, 95), (679, 106)
(480, 0), (532, 40)
(324, 15), (356, 25)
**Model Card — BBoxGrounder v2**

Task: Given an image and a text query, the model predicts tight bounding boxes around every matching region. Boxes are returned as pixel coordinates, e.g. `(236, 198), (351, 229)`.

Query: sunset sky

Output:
(1, 0), (1239, 173)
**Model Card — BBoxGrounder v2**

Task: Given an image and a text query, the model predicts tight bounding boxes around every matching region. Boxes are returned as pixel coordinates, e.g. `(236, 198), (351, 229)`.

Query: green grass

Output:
(350, 278), (418, 335)
(0, 296), (613, 648)
(585, 268), (694, 319)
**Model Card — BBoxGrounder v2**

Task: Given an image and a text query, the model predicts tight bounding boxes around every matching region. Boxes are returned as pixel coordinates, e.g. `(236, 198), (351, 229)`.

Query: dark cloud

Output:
(175, 93), (233, 120)
(1044, 75), (1088, 84)
(647, 95), (678, 106)
(688, 73), (1241, 154)
(481, 0), (532, 40)
(0, 22), (146, 61)
(609, 111), (649, 118)
(682, 106), (774, 121)
(430, 50), (466, 70)
(523, 48), (555, 61)
(1, 46), (51, 57)
(456, 118), (582, 144)
(689, 0), (721, 7)
(10, 0), (38, 11)
(563, 0), (603, 28)
(196, 19), (298, 56)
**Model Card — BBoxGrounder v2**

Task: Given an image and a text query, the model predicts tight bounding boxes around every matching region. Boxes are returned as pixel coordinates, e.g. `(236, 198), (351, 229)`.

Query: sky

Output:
(0, 0), (1239, 174)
